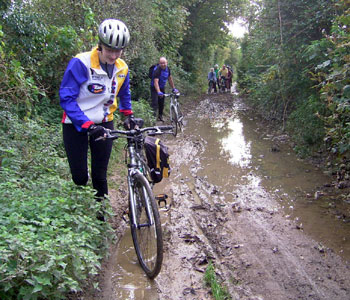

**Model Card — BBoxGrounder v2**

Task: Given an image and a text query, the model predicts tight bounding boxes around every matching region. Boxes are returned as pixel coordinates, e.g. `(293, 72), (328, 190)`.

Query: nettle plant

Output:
(0, 109), (114, 299)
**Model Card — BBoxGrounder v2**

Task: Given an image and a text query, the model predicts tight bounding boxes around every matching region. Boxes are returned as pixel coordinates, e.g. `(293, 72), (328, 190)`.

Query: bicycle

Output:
(97, 119), (172, 279)
(208, 79), (216, 94)
(219, 76), (227, 93)
(164, 92), (183, 137)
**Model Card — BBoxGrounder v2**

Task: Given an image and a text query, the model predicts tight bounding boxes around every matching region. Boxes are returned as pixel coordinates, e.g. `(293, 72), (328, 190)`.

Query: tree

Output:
(179, 0), (246, 81)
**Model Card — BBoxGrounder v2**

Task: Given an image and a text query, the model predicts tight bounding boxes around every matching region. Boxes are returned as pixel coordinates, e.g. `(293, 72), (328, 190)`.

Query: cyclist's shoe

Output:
(157, 115), (164, 122)
(96, 211), (105, 222)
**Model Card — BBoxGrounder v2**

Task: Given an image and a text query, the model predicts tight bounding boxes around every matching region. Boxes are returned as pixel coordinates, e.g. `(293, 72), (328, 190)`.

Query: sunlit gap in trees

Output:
(228, 17), (248, 38)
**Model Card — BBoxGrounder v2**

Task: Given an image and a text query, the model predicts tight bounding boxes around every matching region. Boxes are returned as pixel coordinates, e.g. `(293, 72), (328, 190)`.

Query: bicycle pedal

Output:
(156, 194), (169, 208)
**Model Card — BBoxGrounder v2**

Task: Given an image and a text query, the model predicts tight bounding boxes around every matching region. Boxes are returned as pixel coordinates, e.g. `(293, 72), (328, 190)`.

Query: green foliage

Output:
(204, 261), (231, 300)
(0, 52), (46, 120)
(2, 2), (95, 100)
(312, 0), (350, 164)
(152, 0), (188, 57)
(287, 95), (326, 157)
(2, 4), (49, 66)
(180, 0), (244, 79)
(0, 0), (11, 11)
(237, 0), (336, 151)
(131, 99), (156, 127)
(0, 106), (113, 299)
(40, 25), (85, 97)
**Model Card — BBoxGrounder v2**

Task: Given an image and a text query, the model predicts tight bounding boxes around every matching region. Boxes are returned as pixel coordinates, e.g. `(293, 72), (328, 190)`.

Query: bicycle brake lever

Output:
(95, 129), (112, 141)
(148, 127), (162, 136)
(95, 136), (106, 142)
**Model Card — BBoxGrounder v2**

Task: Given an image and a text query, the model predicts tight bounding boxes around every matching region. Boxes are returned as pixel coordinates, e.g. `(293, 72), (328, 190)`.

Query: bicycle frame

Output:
(101, 124), (172, 227)
(99, 122), (172, 278)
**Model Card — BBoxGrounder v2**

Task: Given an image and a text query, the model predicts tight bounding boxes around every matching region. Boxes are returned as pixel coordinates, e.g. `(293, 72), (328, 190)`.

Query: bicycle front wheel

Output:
(130, 173), (163, 278)
(170, 105), (178, 137)
(177, 104), (184, 133)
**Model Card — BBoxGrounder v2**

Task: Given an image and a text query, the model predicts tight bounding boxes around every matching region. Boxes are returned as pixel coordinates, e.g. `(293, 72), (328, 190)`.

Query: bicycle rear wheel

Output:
(130, 173), (163, 278)
(208, 80), (213, 94)
(170, 106), (178, 137)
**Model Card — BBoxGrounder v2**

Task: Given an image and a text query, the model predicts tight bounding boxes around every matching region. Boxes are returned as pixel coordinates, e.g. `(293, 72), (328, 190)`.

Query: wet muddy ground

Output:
(81, 93), (350, 300)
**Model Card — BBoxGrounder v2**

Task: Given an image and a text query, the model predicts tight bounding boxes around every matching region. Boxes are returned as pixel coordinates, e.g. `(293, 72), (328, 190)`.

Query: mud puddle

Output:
(86, 93), (350, 300)
(190, 97), (350, 260)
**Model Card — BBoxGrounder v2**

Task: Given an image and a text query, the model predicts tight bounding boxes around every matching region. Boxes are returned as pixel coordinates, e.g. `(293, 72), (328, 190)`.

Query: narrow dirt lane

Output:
(82, 93), (350, 300)
(153, 94), (350, 300)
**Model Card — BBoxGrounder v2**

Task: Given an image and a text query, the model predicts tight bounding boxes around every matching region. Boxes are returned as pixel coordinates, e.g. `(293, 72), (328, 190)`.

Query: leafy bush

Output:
(131, 98), (156, 127)
(0, 52), (46, 120)
(287, 95), (326, 157)
(0, 107), (113, 299)
(313, 2), (350, 164)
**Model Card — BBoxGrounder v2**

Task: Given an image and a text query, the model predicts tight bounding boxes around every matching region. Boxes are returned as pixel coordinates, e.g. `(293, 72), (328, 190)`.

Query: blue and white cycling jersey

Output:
(59, 47), (132, 132)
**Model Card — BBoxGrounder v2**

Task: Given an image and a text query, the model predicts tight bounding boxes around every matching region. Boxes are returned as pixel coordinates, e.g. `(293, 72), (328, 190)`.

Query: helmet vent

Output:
(98, 19), (129, 49)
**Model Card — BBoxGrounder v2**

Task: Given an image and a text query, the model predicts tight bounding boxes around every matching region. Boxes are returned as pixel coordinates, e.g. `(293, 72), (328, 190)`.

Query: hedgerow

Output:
(0, 107), (114, 299)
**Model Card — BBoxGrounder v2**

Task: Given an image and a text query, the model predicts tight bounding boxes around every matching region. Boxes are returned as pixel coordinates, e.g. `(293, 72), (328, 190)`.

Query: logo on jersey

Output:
(118, 74), (126, 78)
(88, 83), (106, 94)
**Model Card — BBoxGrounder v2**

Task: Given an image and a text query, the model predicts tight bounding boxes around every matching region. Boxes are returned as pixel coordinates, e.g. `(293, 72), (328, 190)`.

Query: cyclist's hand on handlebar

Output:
(123, 114), (135, 129)
(157, 91), (164, 97)
(172, 88), (179, 94)
(88, 124), (107, 140)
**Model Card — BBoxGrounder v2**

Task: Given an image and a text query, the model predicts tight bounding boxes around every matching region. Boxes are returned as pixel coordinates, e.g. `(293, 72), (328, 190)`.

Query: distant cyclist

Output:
(219, 65), (229, 92)
(207, 67), (217, 94)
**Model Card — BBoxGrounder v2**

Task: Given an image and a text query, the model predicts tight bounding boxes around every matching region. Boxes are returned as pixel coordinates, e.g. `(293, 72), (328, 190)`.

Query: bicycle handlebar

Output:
(95, 125), (173, 141)
(163, 92), (181, 97)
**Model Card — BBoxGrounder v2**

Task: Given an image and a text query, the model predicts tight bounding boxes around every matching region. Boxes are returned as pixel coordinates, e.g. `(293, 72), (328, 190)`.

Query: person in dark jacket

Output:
(150, 57), (178, 121)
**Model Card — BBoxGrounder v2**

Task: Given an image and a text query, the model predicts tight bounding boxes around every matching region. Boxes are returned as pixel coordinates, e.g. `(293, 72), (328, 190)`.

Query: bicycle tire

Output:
(170, 105), (178, 137)
(130, 172), (163, 278)
(208, 80), (213, 94)
(177, 104), (184, 133)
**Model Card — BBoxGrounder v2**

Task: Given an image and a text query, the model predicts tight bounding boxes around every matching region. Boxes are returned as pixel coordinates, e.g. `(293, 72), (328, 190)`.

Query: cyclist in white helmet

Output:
(59, 19), (134, 220)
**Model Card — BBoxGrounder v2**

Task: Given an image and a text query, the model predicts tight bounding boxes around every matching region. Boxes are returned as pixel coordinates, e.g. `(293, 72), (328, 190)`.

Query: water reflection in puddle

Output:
(194, 106), (350, 261)
(218, 118), (252, 168)
(110, 231), (159, 300)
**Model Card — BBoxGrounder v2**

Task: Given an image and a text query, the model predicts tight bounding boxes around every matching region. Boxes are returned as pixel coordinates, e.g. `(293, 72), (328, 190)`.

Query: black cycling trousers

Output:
(62, 121), (114, 198)
(151, 86), (165, 117)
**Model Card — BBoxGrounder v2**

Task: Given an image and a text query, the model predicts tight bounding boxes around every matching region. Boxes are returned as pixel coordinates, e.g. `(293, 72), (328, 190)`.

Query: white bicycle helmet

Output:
(98, 19), (130, 49)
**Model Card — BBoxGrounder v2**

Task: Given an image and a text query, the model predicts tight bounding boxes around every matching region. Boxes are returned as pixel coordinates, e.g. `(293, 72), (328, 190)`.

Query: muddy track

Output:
(81, 93), (350, 300)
